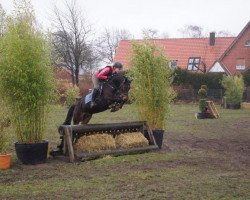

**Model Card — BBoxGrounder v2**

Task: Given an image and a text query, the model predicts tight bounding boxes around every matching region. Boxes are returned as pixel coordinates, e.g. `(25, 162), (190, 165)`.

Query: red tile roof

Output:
(114, 37), (235, 71)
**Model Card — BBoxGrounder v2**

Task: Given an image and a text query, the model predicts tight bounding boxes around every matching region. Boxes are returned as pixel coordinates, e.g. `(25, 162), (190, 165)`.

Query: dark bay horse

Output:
(62, 73), (131, 125)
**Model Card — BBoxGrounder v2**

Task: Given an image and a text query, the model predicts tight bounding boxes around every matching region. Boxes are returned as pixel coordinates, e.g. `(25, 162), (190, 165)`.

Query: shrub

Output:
(198, 88), (207, 98)
(199, 99), (207, 113)
(198, 85), (208, 113)
(0, 4), (54, 143)
(201, 85), (208, 91)
(129, 41), (176, 129)
(65, 85), (80, 107)
(221, 75), (245, 104)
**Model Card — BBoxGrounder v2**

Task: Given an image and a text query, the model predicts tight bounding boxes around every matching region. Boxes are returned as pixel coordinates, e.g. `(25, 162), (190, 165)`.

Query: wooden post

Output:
(64, 127), (75, 162)
(63, 130), (67, 155)
(144, 123), (157, 146)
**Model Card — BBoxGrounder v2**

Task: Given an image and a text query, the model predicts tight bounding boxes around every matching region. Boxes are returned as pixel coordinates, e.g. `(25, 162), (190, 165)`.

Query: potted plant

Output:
(129, 41), (176, 149)
(222, 75), (245, 109)
(0, 99), (11, 170)
(0, 128), (11, 170)
(0, 3), (54, 164)
(196, 85), (208, 119)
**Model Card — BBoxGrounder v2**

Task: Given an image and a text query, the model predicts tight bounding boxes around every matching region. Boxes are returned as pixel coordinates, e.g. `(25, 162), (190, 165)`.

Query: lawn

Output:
(0, 103), (249, 200)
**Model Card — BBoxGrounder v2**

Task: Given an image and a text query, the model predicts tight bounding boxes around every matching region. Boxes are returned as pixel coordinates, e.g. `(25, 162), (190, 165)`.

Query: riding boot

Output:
(90, 88), (98, 108)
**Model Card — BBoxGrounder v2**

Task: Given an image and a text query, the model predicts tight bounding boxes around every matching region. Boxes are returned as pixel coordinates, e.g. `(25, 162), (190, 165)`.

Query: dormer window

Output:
(187, 57), (200, 71)
(245, 40), (250, 47)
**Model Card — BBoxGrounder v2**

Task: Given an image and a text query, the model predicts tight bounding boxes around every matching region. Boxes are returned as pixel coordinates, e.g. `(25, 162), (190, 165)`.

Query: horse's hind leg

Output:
(81, 113), (92, 124)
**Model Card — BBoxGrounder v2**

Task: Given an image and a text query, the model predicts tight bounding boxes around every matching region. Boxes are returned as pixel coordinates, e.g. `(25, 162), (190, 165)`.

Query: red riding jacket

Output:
(95, 66), (114, 80)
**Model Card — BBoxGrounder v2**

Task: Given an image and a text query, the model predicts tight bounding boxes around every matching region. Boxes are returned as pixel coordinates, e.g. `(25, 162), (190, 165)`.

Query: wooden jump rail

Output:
(207, 101), (219, 118)
(58, 121), (158, 162)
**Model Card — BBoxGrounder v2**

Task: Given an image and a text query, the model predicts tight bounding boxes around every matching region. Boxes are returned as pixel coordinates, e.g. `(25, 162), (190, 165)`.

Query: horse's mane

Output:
(108, 73), (130, 88)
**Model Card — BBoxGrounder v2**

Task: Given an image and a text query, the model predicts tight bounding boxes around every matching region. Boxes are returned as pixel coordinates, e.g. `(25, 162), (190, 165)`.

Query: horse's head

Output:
(108, 73), (131, 102)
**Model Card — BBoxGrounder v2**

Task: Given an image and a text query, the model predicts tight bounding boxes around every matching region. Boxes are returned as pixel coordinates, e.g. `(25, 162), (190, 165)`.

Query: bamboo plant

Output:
(129, 41), (176, 130)
(0, 119), (8, 154)
(0, 97), (10, 153)
(0, 4), (54, 143)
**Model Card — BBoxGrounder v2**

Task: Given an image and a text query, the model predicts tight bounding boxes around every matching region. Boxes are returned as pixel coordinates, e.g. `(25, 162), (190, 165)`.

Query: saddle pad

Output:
(85, 91), (93, 104)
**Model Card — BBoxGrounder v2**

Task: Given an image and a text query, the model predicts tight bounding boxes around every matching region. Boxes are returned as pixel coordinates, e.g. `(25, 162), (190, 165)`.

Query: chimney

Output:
(209, 32), (215, 46)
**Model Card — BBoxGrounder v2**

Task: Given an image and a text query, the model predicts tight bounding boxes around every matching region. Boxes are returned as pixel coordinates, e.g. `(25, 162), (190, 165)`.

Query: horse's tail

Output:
(62, 104), (76, 125)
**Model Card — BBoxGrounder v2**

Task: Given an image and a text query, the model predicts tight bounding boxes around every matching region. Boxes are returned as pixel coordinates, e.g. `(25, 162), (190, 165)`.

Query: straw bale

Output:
(115, 132), (149, 149)
(74, 134), (116, 152)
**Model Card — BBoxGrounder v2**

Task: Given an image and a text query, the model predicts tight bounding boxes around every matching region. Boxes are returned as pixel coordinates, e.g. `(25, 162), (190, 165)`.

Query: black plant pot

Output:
(226, 103), (241, 109)
(15, 140), (48, 165)
(152, 129), (164, 149)
(196, 112), (207, 119)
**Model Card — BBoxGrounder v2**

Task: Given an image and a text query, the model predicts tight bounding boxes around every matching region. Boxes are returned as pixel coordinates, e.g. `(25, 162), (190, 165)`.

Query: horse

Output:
(62, 73), (131, 126)
(51, 73), (131, 155)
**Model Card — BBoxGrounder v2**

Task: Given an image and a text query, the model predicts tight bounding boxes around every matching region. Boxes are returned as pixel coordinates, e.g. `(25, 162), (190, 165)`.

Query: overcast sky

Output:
(1, 0), (249, 38)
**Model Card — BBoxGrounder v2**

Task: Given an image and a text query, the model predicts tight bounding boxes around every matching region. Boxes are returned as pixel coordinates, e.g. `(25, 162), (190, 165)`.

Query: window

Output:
(245, 40), (250, 47)
(187, 57), (200, 71)
(169, 60), (178, 69)
(236, 58), (245, 70)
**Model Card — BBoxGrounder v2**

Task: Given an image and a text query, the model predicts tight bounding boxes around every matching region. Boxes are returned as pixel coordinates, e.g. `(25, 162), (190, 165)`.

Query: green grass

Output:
(0, 103), (250, 199)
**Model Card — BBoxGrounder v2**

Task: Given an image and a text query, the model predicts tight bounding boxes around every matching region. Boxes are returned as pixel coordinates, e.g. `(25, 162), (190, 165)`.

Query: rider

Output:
(91, 61), (123, 108)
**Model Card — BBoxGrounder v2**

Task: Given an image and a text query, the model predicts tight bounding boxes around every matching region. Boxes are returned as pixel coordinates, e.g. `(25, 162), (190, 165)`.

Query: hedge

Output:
(173, 68), (225, 89)
(242, 69), (250, 86)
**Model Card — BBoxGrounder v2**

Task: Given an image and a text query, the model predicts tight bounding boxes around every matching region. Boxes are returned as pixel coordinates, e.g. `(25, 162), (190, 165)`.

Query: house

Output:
(53, 64), (73, 82)
(114, 21), (250, 75)
(53, 63), (87, 83)
(53, 64), (93, 97)
(212, 21), (250, 75)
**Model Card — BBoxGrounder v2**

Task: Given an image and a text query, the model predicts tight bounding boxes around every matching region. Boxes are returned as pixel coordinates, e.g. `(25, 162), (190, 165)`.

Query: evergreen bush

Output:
(198, 85), (208, 113)
(221, 75), (245, 104)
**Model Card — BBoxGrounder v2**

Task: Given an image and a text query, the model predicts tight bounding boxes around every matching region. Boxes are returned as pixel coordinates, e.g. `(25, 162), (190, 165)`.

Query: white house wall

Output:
(209, 62), (225, 72)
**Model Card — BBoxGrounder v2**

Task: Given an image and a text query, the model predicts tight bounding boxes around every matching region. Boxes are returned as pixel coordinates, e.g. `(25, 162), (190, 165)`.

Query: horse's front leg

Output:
(110, 100), (126, 112)
(80, 113), (92, 124)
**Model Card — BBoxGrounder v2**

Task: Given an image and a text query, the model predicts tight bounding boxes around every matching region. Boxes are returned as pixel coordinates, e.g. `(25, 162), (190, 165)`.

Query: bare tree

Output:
(51, 0), (95, 85)
(216, 30), (235, 37)
(160, 31), (170, 39)
(95, 28), (132, 64)
(142, 28), (159, 39)
(179, 25), (206, 38)
(141, 28), (170, 39)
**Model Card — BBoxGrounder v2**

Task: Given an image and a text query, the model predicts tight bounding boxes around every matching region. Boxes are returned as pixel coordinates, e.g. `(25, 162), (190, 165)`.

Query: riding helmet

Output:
(113, 61), (123, 69)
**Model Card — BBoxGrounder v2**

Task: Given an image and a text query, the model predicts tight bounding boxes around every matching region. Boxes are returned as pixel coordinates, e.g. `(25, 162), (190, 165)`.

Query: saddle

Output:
(84, 84), (103, 104)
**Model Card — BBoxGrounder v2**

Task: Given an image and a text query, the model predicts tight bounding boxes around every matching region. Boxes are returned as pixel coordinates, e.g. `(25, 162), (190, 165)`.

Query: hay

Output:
(74, 132), (149, 152)
(115, 132), (149, 149)
(74, 134), (116, 152)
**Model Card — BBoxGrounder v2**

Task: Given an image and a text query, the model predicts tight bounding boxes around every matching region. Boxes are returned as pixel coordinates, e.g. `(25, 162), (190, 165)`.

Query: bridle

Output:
(105, 76), (127, 92)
